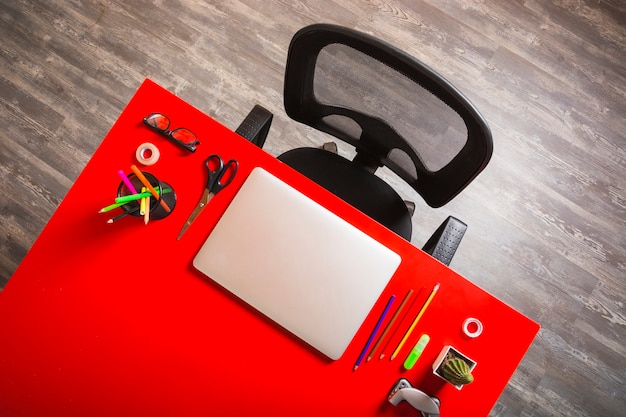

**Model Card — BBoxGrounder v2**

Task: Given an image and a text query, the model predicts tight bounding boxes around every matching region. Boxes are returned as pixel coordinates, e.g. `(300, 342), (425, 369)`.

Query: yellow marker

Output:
(403, 334), (430, 370)
(139, 187), (147, 216)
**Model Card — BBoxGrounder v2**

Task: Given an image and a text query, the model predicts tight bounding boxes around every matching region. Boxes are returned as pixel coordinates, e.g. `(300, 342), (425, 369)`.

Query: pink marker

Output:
(117, 170), (138, 194)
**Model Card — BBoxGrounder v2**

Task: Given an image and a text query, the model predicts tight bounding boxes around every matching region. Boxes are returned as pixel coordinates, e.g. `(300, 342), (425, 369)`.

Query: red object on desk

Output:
(0, 79), (539, 417)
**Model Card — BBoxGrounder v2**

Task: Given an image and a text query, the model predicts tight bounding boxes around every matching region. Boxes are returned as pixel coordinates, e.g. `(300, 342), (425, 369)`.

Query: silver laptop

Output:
(193, 167), (401, 360)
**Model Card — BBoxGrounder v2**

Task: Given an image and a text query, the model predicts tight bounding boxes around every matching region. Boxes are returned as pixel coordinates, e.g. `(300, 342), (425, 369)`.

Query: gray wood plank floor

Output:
(1, 1), (624, 415)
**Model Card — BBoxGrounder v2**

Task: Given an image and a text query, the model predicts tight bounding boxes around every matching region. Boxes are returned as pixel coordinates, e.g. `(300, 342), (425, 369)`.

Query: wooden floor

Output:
(1, 1), (624, 415)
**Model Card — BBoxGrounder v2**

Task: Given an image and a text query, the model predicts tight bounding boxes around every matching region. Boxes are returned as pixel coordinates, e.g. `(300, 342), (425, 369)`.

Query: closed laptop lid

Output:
(193, 167), (401, 360)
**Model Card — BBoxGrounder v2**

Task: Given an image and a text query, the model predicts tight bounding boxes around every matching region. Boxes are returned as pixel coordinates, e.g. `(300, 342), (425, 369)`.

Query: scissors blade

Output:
(177, 188), (213, 240)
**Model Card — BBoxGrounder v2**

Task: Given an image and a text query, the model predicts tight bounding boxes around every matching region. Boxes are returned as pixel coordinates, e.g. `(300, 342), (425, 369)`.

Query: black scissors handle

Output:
(205, 154), (238, 195)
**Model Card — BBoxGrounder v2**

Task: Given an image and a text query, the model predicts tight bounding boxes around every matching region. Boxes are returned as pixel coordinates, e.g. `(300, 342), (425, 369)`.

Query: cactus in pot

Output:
(432, 345), (476, 389)
(441, 356), (474, 386)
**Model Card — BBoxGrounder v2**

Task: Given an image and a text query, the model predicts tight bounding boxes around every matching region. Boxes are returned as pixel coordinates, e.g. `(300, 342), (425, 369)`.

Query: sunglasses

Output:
(143, 113), (200, 153)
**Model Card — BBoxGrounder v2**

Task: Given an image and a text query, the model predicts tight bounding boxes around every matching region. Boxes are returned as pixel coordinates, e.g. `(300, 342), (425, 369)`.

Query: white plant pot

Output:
(432, 345), (477, 390)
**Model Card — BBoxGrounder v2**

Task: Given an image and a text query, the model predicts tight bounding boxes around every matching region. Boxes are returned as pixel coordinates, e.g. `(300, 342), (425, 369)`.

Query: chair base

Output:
(278, 147), (413, 240)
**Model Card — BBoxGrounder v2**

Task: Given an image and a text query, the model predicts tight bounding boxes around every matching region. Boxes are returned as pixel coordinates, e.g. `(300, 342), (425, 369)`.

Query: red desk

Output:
(0, 79), (539, 417)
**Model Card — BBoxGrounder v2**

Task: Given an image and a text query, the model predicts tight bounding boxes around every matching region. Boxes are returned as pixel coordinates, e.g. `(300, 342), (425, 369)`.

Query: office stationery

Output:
(117, 169), (138, 194)
(379, 287), (422, 360)
(463, 317), (483, 338)
(115, 190), (156, 204)
(403, 334), (430, 370)
(367, 288), (414, 362)
(139, 187), (147, 216)
(114, 188), (170, 204)
(390, 283), (440, 360)
(193, 167), (402, 360)
(141, 188), (150, 224)
(177, 154), (238, 240)
(101, 189), (170, 214)
(135, 142), (160, 166)
(106, 213), (125, 223)
(144, 197), (150, 224)
(130, 165), (171, 212)
(107, 208), (137, 223)
(354, 295), (396, 371)
(99, 201), (127, 213)
(388, 378), (441, 415)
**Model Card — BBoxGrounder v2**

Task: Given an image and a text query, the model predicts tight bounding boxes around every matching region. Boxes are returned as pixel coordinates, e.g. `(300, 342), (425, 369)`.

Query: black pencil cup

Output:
(116, 171), (177, 220)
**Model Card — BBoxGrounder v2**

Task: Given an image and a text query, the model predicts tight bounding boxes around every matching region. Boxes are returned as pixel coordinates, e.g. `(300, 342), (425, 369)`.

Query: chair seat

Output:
(278, 148), (412, 240)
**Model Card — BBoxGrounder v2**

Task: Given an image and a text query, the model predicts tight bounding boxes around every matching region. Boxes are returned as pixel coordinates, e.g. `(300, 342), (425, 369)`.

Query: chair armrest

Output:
(235, 105), (273, 148)
(422, 216), (467, 266)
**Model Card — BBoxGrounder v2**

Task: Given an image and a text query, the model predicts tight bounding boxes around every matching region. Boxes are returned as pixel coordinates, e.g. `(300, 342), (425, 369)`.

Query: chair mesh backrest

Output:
(284, 24), (493, 207)
(314, 43), (468, 174)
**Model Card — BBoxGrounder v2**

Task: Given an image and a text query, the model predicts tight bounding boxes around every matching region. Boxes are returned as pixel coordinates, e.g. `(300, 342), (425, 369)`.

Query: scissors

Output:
(177, 154), (239, 240)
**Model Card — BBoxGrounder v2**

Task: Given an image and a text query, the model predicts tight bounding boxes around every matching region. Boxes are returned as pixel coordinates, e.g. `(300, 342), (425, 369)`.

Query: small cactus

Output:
(441, 356), (474, 386)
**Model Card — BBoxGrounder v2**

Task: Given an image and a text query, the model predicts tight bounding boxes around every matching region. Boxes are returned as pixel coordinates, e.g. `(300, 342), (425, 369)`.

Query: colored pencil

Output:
(143, 197), (150, 224)
(390, 283), (440, 361)
(99, 189), (171, 214)
(130, 165), (171, 212)
(106, 206), (139, 223)
(115, 191), (155, 204)
(143, 190), (150, 225)
(379, 287), (422, 360)
(99, 201), (127, 213)
(366, 288), (414, 362)
(353, 294), (396, 371)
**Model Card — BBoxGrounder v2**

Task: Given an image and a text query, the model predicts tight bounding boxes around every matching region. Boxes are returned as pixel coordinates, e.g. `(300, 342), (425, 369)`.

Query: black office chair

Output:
(278, 24), (493, 264)
(241, 24), (493, 265)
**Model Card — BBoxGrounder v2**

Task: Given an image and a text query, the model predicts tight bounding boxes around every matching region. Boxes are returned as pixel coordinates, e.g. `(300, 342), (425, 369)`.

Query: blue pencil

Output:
(353, 294), (396, 371)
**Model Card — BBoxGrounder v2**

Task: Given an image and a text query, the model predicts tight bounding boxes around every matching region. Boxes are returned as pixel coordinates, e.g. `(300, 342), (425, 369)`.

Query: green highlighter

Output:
(403, 334), (430, 370)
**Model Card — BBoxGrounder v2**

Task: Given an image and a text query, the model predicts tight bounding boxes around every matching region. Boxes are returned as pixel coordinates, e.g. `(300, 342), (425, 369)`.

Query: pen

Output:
(130, 165), (171, 212)
(390, 283), (439, 361)
(366, 288), (414, 362)
(353, 294), (395, 371)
